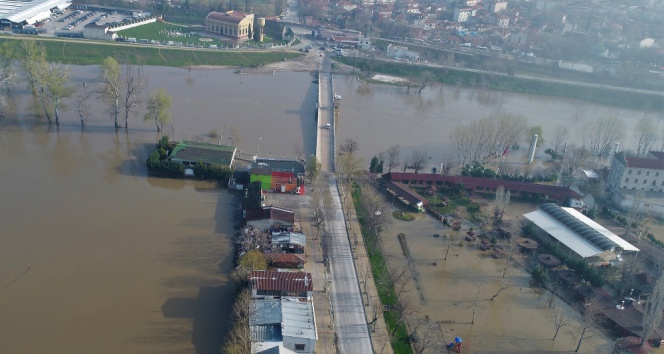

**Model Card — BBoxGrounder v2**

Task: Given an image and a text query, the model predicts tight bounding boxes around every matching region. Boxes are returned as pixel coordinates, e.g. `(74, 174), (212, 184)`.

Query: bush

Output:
(193, 160), (231, 180)
(544, 148), (563, 160)
(146, 150), (185, 177)
(532, 265), (550, 287)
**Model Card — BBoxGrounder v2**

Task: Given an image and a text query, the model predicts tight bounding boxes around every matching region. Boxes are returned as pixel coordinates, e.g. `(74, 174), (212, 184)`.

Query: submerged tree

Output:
(38, 63), (76, 125)
(74, 82), (96, 128)
(121, 65), (147, 129)
(144, 88), (172, 132)
(99, 57), (122, 128)
(15, 40), (46, 96)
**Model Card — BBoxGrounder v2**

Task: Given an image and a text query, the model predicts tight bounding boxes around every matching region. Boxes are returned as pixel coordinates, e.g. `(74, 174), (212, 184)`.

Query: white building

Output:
(453, 7), (473, 22)
(250, 298), (318, 354)
(386, 44), (419, 60)
(607, 151), (664, 216)
(524, 203), (639, 261)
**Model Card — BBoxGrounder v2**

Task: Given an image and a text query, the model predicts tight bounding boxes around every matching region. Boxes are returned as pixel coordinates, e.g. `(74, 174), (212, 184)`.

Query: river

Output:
(0, 65), (647, 353)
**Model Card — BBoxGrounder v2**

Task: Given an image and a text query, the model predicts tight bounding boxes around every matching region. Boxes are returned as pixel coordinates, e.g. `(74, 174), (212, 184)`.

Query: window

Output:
(653, 181), (657, 186)
(647, 171), (650, 176)
(657, 172), (660, 177)
(628, 169), (633, 174)
(644, 180), (647, 185)
(625, 178), (629, 183)
(294, 344), (305, 351)
(635, 179), (638, 183)
(637, 170), (641, 175)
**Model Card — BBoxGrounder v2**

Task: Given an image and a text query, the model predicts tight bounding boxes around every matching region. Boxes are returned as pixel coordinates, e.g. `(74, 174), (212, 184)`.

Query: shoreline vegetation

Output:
(333, 56), (664, 112)
(0, 36), (302, 67)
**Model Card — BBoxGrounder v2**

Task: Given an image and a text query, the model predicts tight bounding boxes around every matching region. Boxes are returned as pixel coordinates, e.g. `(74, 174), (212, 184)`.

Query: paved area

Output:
(323, 174), (373, 354)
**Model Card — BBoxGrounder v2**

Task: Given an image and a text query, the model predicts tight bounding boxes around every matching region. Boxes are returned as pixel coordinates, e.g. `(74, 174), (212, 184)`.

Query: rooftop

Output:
(246, 206), (295, 224)
(206, 10), (252, 24)
(249, 270), (313, 293)
(0, 0), (70, 24)
(250, 158), (305, 175)
(524, 203), (638, 258)
(249, 298), (317, 342)
(169, 141), (236, 167)
(271, 231), (306, 247)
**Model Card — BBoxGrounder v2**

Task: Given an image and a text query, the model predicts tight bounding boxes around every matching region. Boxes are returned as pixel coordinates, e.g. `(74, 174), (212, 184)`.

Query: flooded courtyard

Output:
(0, 64), (649, 352)
(383, 206), (613, 353)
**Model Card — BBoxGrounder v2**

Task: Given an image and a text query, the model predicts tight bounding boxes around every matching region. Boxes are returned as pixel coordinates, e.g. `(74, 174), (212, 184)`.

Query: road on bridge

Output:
(315, 54), (373, 354)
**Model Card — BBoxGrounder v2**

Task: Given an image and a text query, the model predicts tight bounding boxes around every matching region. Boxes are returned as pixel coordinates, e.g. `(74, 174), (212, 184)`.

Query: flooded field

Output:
(383, 205), (613, 353)
(0, 64), (649, 352)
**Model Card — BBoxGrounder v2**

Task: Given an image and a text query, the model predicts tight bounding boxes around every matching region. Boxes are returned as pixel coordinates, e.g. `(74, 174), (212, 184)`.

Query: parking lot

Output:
(34, 8), (138, 38)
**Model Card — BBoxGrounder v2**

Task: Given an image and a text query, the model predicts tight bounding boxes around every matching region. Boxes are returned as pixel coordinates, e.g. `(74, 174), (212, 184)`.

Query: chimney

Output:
(304, 274), (309, 287)
(621, 300), (625, 309)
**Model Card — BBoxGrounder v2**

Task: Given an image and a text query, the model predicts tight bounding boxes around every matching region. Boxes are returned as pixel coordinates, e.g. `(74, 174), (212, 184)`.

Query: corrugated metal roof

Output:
(251, 325), (282, 342)
(253, 343), (299, 354)
(564, 207), (639, 252)
(524, 209), (603, 258)
(271, 231), (306, 247)
(250, 299), (282, 326)
(524, 205), (639, 258)
(249, 270), (313, 292)
(281, 298), (317, 340)
(0, 0), (70, 23)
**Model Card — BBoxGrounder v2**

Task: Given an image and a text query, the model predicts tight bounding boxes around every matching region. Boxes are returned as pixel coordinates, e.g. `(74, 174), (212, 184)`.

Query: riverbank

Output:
(0, 36), (302, 67)
(333, 56), (664, 111)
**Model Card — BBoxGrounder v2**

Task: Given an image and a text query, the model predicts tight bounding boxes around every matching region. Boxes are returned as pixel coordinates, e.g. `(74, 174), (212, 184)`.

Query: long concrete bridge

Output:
(315, 70), (336, 172)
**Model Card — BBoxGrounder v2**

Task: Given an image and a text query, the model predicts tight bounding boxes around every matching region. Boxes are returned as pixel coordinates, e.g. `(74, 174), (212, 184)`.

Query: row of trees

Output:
(0, 41), (172, 130)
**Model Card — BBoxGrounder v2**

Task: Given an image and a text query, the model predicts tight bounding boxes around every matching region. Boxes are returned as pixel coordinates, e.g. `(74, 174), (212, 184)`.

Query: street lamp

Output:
(257, 136), (262, 157)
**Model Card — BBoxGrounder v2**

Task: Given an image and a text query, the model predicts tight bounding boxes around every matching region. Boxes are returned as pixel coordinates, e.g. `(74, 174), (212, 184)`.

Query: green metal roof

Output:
(169, 141), (237, 167)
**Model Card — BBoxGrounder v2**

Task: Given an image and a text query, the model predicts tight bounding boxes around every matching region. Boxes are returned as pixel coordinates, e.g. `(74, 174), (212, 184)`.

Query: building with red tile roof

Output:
(383, 172), (580, 204)
(249, 270), (313, 299)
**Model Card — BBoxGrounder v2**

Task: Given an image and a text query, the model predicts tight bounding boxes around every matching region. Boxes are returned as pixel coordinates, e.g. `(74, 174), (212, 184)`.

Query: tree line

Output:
(0, 41), (172, 131)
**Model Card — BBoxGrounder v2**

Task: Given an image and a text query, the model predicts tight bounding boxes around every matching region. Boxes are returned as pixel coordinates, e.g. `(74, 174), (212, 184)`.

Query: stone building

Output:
(205, 10), (254, 39)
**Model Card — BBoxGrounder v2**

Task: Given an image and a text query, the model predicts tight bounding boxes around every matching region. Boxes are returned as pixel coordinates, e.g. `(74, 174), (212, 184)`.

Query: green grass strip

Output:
(0, 36), (302, 67)
(352, 184), (414, 354)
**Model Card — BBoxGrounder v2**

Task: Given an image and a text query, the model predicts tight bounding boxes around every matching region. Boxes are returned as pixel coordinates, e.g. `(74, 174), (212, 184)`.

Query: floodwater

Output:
(0, 64), (647, 352)
(383, 207), (613, 353)
(334, 75), (650, 163)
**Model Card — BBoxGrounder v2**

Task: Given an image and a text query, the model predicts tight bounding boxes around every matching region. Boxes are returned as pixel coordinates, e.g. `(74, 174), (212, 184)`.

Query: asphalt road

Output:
(323, 174), (373, 354)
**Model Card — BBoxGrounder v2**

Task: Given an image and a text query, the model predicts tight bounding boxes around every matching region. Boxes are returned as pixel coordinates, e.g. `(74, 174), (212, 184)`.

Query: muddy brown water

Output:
(0, 65), (646, 353)
(384, 208), (613, 353)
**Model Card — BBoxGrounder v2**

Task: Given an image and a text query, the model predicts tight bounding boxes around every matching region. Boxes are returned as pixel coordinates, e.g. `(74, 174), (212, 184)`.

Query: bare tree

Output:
(340, 138), (359, 155)
(574, 302), (602, 352)
(409, 315), (445, 354)
(339, 138), (363, 182)
(633, 116), (659, 157)
(442, 233), (456, 261)
(467, 284), (485, 324)
(75, 82), (96, 128)
(387, 263), (413, 301)
(417, 71), (436, 95)
(222, 288), (251, 354)
(99, 57), (122, 128)
(489, 276), (512, 302)
(548, 305), (573, 340)
(493, 186), (511, 221)
(552, 125), (570, 152)
(291, 143), (304, 161)
(306, 154), (321, 182)
(228, 126), (243, 147)
(641, 269), (664, 346)
(409, 150), (429, 174)
(385, 144), (401, 172)
(121, 65), (147, 129)
(582, 116), (625, 159)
